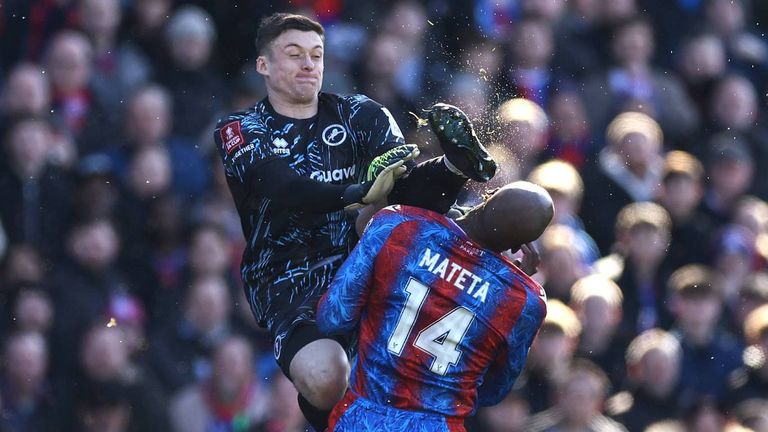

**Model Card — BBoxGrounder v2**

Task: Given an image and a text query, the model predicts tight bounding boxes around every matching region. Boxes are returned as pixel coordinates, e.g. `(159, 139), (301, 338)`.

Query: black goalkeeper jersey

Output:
(214, 92), (406, 293)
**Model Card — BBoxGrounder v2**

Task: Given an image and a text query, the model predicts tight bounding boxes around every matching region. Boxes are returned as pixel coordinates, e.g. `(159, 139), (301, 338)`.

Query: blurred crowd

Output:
(1, 0), (768, 431)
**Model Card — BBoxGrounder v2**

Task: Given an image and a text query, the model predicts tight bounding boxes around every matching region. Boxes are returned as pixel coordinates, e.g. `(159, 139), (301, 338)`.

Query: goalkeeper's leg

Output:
(388, 157), (468, 214)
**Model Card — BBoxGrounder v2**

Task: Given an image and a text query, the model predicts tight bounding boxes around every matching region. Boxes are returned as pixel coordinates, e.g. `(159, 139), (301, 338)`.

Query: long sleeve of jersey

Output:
(249, 158), (351, 212)
(317, 207), (408, 335)
(214, 115), (357, 213)
(477, 292), (547, 406)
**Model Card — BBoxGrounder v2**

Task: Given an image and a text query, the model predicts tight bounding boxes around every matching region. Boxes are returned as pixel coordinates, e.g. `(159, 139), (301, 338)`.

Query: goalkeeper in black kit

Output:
(213, 12), (497, 431)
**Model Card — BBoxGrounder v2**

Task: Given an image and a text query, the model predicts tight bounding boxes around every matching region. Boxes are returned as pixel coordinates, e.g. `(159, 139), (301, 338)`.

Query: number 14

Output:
(387, 278), (475, 375)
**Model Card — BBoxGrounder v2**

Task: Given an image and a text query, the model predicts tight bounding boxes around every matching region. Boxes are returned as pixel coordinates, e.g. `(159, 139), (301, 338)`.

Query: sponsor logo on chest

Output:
(310, 164), (357, 182)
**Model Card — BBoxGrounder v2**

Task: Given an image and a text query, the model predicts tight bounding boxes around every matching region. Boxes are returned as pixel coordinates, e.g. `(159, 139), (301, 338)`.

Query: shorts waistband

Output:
(341, 390), (465, 425)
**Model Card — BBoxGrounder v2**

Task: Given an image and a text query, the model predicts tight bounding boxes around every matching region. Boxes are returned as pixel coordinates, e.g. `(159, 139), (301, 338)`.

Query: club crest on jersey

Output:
(272, 137), (291, 155)
(322, 124), (347, 146)
(220, 121), (244, 155)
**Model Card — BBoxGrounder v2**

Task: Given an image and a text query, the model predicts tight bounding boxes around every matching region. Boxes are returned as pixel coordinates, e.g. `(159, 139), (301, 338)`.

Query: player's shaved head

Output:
(460, 181), (554, 253)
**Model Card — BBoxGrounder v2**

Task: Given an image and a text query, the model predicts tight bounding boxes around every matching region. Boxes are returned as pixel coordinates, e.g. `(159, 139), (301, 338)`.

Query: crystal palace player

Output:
(317, 182), (554, 431)
(213, 13), (496, 430)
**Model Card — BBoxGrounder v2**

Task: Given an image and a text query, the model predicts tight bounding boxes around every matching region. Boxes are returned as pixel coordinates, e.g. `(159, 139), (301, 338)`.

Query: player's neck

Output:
(267, 92), (319, 119)
(455, 212), (492, 251)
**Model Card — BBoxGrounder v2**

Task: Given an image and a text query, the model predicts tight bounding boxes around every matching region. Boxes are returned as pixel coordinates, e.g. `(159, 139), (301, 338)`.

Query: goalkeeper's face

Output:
(258, 29), (324, 105)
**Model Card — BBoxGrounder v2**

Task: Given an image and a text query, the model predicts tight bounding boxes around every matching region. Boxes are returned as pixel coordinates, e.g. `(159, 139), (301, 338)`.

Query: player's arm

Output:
(317, 207), (407, 334)
(477, 295), (547, 406)
(214, 116), (411, 212)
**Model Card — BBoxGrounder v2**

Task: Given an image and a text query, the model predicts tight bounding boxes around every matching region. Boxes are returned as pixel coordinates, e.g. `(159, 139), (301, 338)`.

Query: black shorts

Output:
(244, 253), (351, 377)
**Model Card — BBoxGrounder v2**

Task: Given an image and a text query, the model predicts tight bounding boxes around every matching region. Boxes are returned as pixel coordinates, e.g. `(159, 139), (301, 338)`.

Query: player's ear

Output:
(256, 55), (268, 76)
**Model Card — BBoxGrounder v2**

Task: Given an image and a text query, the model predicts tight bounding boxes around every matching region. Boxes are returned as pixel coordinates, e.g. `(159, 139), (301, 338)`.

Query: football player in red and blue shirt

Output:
(317, 182), (554, 431)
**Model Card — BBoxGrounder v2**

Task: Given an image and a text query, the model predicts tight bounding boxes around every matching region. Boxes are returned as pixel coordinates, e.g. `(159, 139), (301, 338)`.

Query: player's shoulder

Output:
(214, 105), (264, 132)
(377, 205), (449, 225)
(490, 251), (547, 304)
(324, 92), (384, 111)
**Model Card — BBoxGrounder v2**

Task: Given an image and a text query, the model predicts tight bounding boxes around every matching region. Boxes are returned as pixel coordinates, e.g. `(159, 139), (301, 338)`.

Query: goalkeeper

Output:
(213, 12), (497, 431)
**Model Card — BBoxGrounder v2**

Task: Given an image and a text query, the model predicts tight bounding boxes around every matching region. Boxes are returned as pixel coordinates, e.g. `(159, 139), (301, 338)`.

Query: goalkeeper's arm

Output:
(248, 144), (418, 213)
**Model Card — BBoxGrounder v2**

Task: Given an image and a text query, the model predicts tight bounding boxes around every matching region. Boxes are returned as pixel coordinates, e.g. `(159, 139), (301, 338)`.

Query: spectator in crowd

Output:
(497, 17), (560, 109)
(644, 0), (707, 69)
(380, 1), (430, 110)
(544, 90), (594, 168)
(711, 224), (759, 308)
(595, 202), (673, 335)
(536, 225), (591, 303)
(77, 0), (151, 114)
(608, 329), (684, 431)
(522, 0), (600, 80)
(494, 97), (549, 178)
(668, 265), (744, 404)
(446, 73), (492, 132)
(139, 195), (188, 317)
(109, 83), (210, 200)
(187, 222), (235, 282)
(0, 63), (51, 131)
(106, 293), (149, 361)
(570, 274), (628, 389)
(699, 134), (755, 228)
(124, 145), (173, 207)
(44, 30), (115, 154)
(734, 196), (768, 240)
(528, 159), (600, 263)
(607, 329), (682, 430)
(470, 390), (531, 432)
(48, 219), (132, 384)
(705, 0), (768, 94)
(252, 370), (309, 432)
(676, 32), (727, 129)
(726, 272), (768, 340)
(77, 323), (169, 431)
(655, 150), (713, 269)
(725, 303), (768, 409)
(592, 0), (639, 60)
(581, 112), (665, 253)
(526, 360), (627, 432)
(11, 287), (54, 336)
(148, 275), (234, 393)
(517, 300), (581, 414)
(160, 5), (226, 141)
(1, 244), (46, 289)
(581, 15), (699, 146)
(681, 396), (729, 432)
(730, 398), (768, 432)
(0, 331), (61, 432)
(0, 116), (73, 259)
(123, 0), (173, 69)
(705, 75), (768, 200)
(72, 154), (120, 223)
(170, 336), (269, 432)
(355, 32), (418, 139)
(75, 380), (134, 432)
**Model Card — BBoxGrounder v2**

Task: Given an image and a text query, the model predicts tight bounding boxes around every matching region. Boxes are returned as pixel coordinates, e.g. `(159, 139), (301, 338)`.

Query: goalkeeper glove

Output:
(343, 144), (420, 210)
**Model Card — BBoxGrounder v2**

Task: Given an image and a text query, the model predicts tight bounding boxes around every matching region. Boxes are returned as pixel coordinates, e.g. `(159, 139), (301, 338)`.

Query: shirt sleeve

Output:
(317, 206), (409, 335)
(214, 113), (355, 213)
(477, 294), (547, 406)
(350, 95), (407, 159)
(213, 113), (282, 183)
